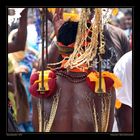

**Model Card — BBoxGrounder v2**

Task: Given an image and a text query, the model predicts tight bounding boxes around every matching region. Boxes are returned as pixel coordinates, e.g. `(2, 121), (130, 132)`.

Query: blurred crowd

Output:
(8, 8), (132, 47)
(111, 8), (132, 41)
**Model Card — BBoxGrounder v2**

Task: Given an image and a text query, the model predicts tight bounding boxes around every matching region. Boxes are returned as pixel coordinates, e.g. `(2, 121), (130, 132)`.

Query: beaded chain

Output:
(56, 69), (87, 83)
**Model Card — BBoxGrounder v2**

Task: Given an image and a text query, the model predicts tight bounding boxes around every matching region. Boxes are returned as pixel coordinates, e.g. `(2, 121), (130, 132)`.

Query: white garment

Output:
(112, 51), (132, 132)
(27, 24), (38, 45)
(112, 117), (118, 132)
(113, 51), (132, 108)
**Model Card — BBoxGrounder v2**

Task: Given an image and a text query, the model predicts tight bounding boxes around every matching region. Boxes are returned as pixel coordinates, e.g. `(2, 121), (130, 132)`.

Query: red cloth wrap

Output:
(86, 77), (114, 93)
(29, 70), (56, 98)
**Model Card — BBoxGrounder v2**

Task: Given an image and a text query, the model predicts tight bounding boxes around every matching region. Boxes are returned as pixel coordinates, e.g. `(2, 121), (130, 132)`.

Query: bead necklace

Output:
(56, 69), (87, 83)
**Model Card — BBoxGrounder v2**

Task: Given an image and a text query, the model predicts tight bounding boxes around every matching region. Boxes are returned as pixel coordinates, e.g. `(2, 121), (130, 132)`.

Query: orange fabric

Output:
(101, 71), (122, 88)
(87, 71), (122, 89)
(115, 99), (122, 109)
(87, 72), (106, 93)
(57, 42), (89, 72)
(61, 54), (69, 58)
(57, 42), (75, 48)
(57, 28), (91, 73)
(61, 60), (88, 72)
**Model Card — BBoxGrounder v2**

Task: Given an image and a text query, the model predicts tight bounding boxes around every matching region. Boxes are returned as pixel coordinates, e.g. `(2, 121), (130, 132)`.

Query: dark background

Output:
(0, 0), (137, 137)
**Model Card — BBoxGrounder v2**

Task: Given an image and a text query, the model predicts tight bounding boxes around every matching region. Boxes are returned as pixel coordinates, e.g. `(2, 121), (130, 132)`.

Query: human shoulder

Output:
(107, 23), (128, 40)
(8, 28), (18, 43)
(107, 23), (125, 34)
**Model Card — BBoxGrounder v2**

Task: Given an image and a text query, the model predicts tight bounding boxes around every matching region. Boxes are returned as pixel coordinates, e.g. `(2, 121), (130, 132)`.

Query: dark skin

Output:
(8, 8), (28, 53)
(116, 104), (132, 132)
(8, 73), (15, 93)
(124, 14), (132, 30)
(31, 8), (116, 132)
(52, 8), (64, 37)
(32, 75), (116, 132)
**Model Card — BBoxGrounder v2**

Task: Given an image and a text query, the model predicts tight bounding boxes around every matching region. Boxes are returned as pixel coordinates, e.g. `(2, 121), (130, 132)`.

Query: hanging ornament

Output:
(29, 70), (57, 98)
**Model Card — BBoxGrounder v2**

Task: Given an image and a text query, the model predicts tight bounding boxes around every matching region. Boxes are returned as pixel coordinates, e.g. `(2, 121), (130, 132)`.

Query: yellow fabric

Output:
(87, 72), (106, 93)
(63, 13), (79, 21)
(10, 51), (25, 62)
(102, 71), (122, 88)
(48, 8), (80, 21)
(48, 8), (56, 15)
(87, 71), (122, 93)
(87, 72), (98, 82)
(115, 99), (122, 109)
(8, 57), (14, 74)
(34, 70), (51, 92)
(8, 58), (17, 120)
(8, 91), (17, 121)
